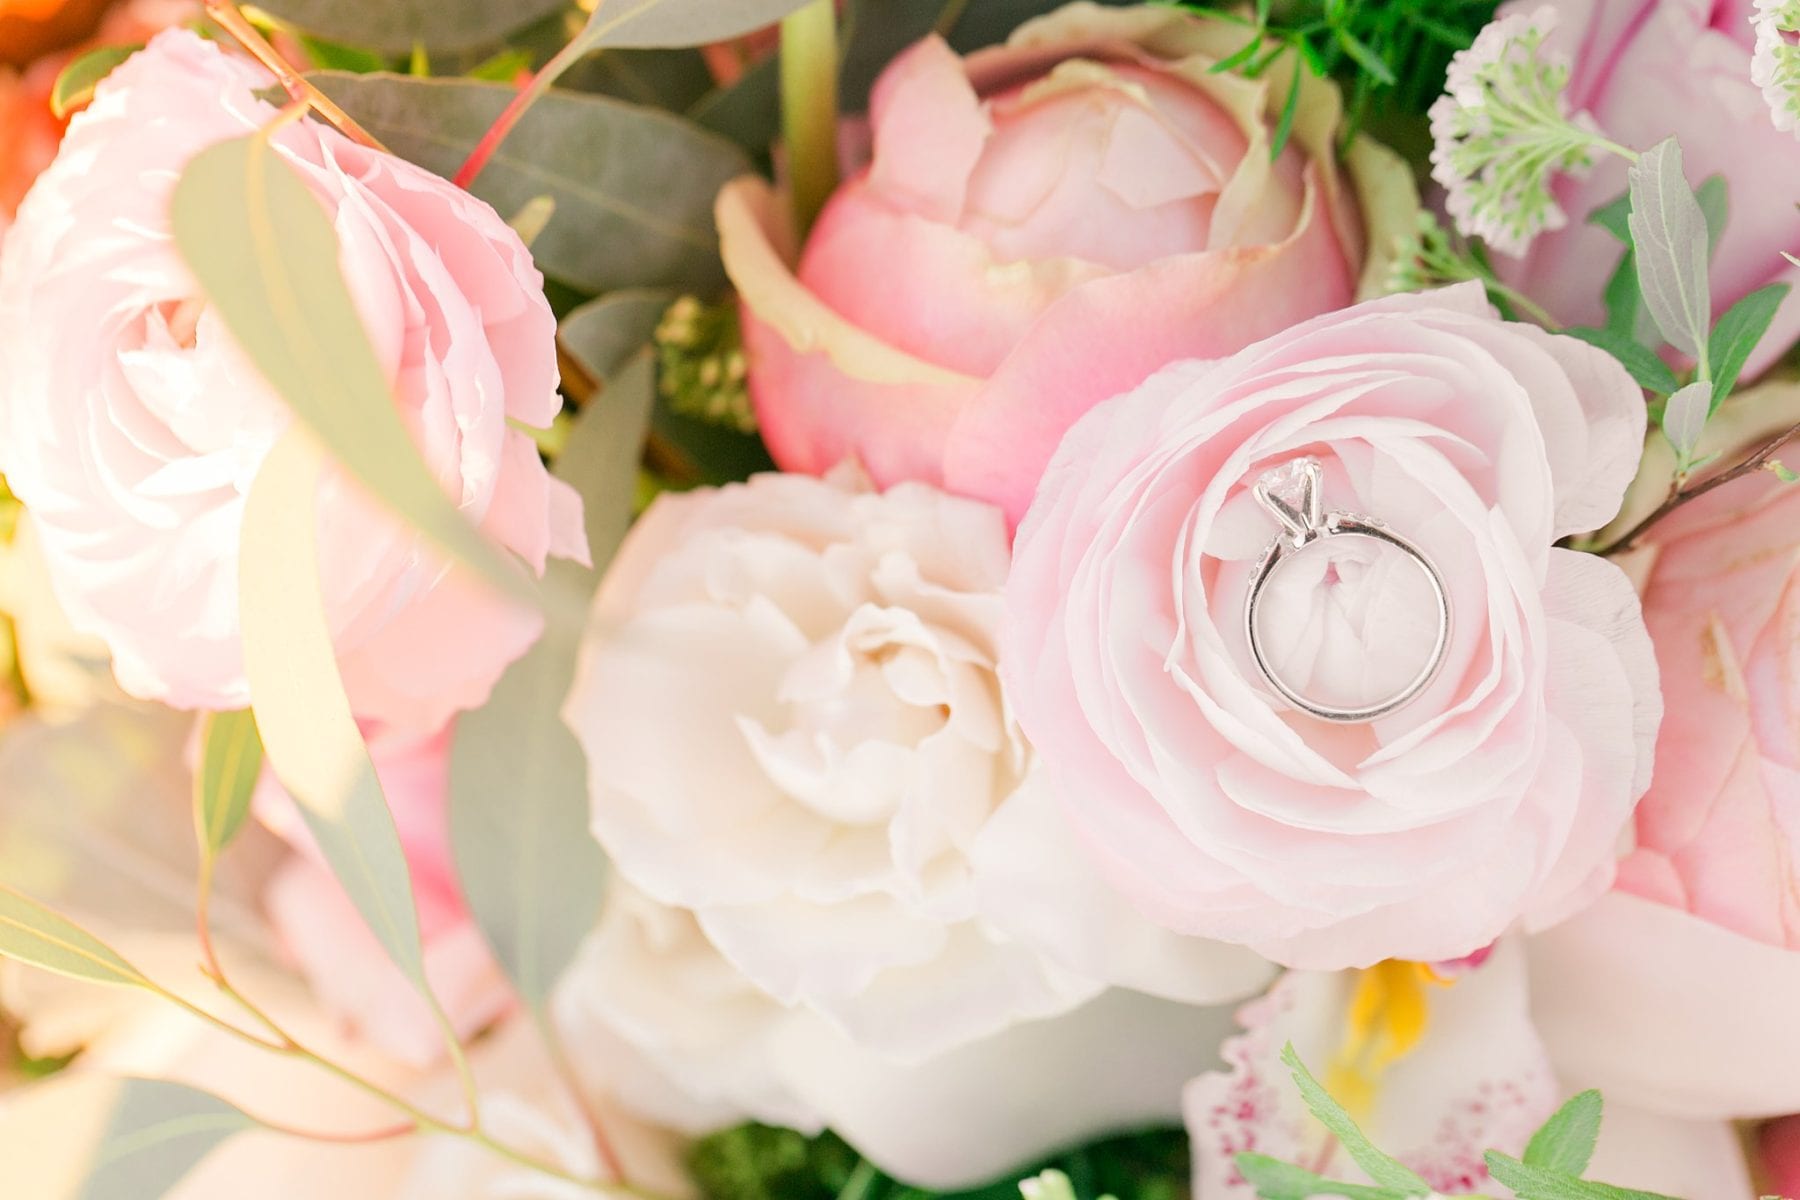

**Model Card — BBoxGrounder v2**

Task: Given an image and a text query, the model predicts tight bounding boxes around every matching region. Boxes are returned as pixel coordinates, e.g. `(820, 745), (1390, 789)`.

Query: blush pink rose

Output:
(1001, 284), (1661, 971)
(1495, 0), (1800, 380)
(0, 30), (586, 733)
(258, 723), (513, 1067)
(1761, 1116), (1800, 1197)
(720, 3), (1418, 526)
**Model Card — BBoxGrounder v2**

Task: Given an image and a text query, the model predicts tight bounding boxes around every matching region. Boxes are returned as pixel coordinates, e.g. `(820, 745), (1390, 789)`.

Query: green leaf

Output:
(238, 434), (427, 989)
(689, 55), (781, 155)
(1334, 28), (1396, 86)
(1589, 191), (1631, 243)
(565, 0), (814, 53)
(77, 1080), (256, 1200)
(1628, 138), (1713, 359)
(50, 45), (139, 118)
(253, 0), (567, 54)
(170, 128), (538, 613)
(1601, 248), (1644, 338)
(1270, 61), (1304, 162)
(1524, 1091), (1604, 1176)
(1697, 175), (1728, 259)
(449, 358), (654, 1009)
(1234, 1154), (1409, 1200)
(313, 72), (753, 295)
(1208, 34), (1267, 76)
(1707, 283), (1791, 405)
(192, 709), (264, 861)
(1562, 326), (1679, 395)
(1485, 1152), (1684, 1200)
(1279, 1044), (1431, 1196)
(0, 886), (149, 989)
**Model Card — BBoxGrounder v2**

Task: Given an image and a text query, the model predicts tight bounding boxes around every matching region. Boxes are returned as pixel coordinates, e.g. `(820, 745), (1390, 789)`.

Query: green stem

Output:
(780, 0), (841, 236)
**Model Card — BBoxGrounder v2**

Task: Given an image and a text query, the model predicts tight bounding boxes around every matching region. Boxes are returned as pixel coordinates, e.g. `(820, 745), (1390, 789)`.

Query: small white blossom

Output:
(1428, 7), (1622, 257)
(1753, 0), (1800, 135)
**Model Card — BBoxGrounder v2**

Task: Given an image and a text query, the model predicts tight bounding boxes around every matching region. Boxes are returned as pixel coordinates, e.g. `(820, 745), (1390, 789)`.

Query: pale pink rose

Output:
(1495, 0), (1800, 380)
(720, 4), (1418, 526)
(258, 724), (514, 1067)
(1002, 284), (1660, 971)
(1760, 1116), (1800, 1198)
(1526, 465), (1800, 1120)
(0, 30), (586, 733)
(563, 465), (1273, 1057)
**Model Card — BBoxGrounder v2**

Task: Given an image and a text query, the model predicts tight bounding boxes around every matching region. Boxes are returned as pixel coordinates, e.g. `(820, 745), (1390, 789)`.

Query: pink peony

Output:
(258, 723), (513, 1067)
(720, 3), (1418, 526)
(0, 30), (585, 733)
(1495, 0), (1800, 380)
(1001, 284), (1660, 971)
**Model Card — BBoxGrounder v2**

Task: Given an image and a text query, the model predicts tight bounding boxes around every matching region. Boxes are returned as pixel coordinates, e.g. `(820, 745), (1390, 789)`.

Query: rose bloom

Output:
(0, 30), (585, 733)
(1495, 0), (1800, 380)
(1001, 284), (1660, 971)
(255, 724), (512, 1068)
(720, 3), (1418, 525)
(1530, 454), (1800, 1119)
(1761, 1116), (1800, 1199)
(562, 467), (1273, 1053)
(1185, 944), (1754, 1200)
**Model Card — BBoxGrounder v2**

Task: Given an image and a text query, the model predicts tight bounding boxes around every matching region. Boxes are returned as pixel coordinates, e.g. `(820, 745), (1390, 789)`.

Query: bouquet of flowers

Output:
(3, 0), (1800, 1196)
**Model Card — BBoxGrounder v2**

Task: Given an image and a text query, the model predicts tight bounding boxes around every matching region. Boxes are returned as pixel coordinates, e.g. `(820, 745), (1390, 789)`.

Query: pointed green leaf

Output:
(1708, 283), (1791, 405)
(50, 45), (140, 118)
(1234, 1154), (1408, 1200)
(1629, 138), (1712, 359)
(253, 0), (567, 54)
(1279, 1044), (1431, 1196)
(1662, 381), (1713, 465)
(239, 434), (426, 988)
(313, 73), (753, 295)
(1485, 1152), (1684, 1200)
(193, 709), (265, 860)
(1697, 175), (1728, 258)
(0, 886), (149, 989)
(77, 1080), (256, 1200)
(170, 128), (537, 613)
(1589, 191), (1631, 243)
(1523, 1091), (1604, 1176)
(1563, 326), (1679, 395)
(450, 357), (654, 1008)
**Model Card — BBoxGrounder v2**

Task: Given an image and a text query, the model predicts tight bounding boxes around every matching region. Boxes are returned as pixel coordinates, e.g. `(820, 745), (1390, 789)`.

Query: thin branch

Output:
(1599, 419), (1800, 555)
(203, 1), (388, 152)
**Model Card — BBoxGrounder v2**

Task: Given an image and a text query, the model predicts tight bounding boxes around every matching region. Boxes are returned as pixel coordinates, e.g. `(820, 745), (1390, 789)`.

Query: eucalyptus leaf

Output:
(1484, 1152), (1683, 1200)
(0, 886), (149, 989)
(689, 56), (781, 156)
(192, 709), (264, 861)
(76, 1080), (256, 1200)
(1279, 1044), (1431, 1196)
(1627, 138), (1712, 359)
(561, 290), (675, 382)
(840, 0), (946, 110)
(253, 0), (567, 54)
(449, 358), (654, 1009)
(1562, 327), (1679, 395)
(567, 0), (813, 52)
(314, 72), (752, 295)
(1523, 1091), (1603, 1177)
(943, 0), (1134, 50)
(1707, 283), (1791, 405)
(50, 45), (138, 118)
(560, 47), (717, 111)
(170, 130), (537, 612)
(238, 434), (427, 989)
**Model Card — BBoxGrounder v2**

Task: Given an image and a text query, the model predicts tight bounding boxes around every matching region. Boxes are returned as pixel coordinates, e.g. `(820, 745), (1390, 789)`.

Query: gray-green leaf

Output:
(1278, 1044), (1431, 1196)
(450, 358), (654, 1009)
(193, 709), (264, 861)
(0, 886), (149, 989)
(1708, 283), (1791, 405)
(314, 73), (753, 295)
(170, 129), (537, 612)
(1485, 1152), (1683, 1200)
(1523, 1090), (1604, 1177)
(1234, 1154), (1409, 1200)
(568, 0), (813, 52)
(1663, 381), (1713, 463)
(252, 0), (567, 54)
(1628, 138), (1712, 359)
(76, 1080), (257, 1200)
(50, 45), (139, 118)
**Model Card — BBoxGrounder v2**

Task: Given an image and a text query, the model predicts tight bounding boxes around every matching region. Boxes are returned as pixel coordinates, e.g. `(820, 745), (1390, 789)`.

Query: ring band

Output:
(1243, 457), (1451, 723)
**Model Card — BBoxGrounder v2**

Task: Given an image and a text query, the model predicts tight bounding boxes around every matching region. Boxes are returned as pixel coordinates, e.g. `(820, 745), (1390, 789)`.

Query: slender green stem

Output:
(780, 0), (841, 236)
